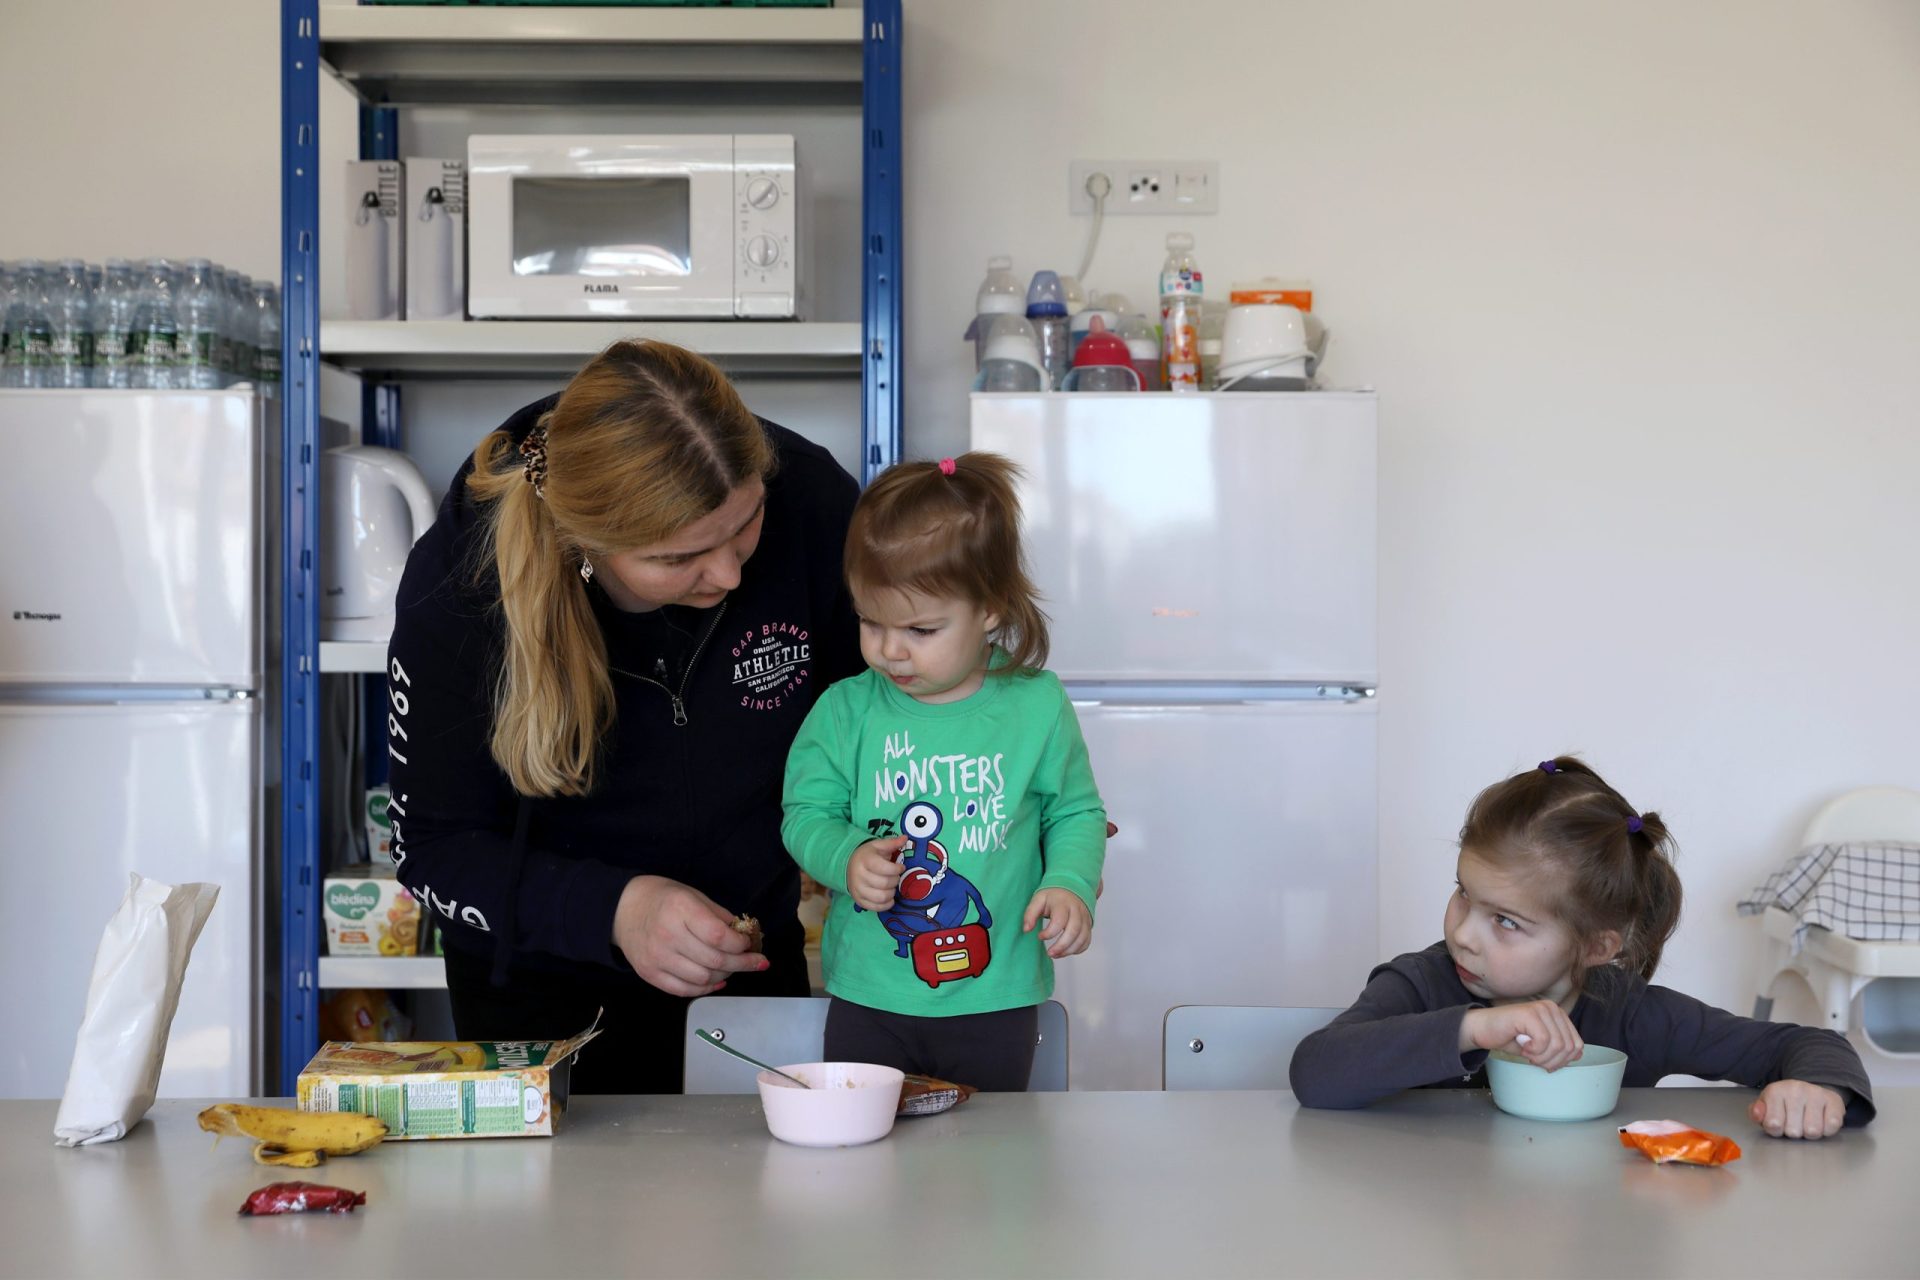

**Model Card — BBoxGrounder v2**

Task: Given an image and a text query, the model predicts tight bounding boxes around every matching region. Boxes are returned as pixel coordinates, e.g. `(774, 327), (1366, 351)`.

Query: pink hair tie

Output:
(938, 457), (957, 476)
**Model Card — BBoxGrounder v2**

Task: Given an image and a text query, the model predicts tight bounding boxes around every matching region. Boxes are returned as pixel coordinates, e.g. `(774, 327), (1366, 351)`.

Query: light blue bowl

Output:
(1486, 1045), (1628, 1121)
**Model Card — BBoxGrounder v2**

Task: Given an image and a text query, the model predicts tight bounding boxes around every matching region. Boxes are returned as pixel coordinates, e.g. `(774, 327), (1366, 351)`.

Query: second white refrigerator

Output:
(972, 390), (1378, 1090)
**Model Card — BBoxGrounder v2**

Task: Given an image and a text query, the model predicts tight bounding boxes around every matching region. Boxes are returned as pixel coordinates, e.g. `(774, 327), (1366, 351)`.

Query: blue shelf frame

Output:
(862, 0), (903, 482)
(277, 0), (904, 1093)
(278, 0), (321, 1095)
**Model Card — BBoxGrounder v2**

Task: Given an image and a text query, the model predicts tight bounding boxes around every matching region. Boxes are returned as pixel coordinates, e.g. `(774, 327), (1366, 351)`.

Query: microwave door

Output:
(506, 171), (733, 319)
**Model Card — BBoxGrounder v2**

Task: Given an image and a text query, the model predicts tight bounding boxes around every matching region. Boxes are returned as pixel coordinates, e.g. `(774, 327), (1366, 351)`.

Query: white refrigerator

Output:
(972, 391), (1378, 1090)
(0, 389), (265, 1099)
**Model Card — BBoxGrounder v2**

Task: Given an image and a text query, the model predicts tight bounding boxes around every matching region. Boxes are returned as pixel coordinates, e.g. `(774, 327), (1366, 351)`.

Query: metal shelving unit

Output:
(318, 955), (448, 990)
(278, 0), (903, 1088)
(320, 319), (864, 379)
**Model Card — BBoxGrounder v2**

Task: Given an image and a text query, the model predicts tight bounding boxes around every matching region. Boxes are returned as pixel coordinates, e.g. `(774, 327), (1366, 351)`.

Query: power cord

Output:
(1077, 171), (1112, 282)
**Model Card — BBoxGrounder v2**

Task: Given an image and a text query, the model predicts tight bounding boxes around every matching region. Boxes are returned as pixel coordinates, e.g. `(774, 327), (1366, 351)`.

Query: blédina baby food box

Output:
(297, 1021), (602, 1140)
(321, 865), (418, 956)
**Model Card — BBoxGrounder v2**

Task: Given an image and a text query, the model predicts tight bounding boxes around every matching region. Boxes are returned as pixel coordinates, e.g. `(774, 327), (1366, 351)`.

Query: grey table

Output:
(3, 1089), (1913, 1279)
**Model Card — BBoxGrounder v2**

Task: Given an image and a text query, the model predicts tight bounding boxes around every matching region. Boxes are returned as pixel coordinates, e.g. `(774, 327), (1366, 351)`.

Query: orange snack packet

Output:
(1618, 1119), (1742, 1166)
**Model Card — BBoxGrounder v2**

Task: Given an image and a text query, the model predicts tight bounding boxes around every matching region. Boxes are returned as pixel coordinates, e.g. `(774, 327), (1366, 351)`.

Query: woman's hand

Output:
(612, 875), (768, 998)
(1459, 999), (1585, 1071)
(846, 836), (908, 912)
(1750, 1080), (1847, 1139)
(1022, 888), (1093, 959)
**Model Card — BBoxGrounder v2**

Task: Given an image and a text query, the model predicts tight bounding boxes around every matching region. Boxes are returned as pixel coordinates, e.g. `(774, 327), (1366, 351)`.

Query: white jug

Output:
(321, 445), (437, 642)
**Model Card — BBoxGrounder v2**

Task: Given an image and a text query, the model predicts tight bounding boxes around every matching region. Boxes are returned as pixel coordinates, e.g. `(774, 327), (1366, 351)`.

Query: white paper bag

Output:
(54, 874), (220, 1146)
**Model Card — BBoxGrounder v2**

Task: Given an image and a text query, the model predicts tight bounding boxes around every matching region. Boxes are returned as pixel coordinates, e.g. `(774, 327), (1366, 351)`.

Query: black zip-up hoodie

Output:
(385, 395), (862, 983)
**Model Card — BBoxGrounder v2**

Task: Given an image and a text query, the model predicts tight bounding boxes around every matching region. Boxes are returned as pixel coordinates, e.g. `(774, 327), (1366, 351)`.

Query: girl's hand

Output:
(846, 836), (909, 912)
(1459, 999), (1585, 1071)
(1750, 1080), (1847, 1139)
(1022, 888), (1093, 959)
(612, 875), (767, 998)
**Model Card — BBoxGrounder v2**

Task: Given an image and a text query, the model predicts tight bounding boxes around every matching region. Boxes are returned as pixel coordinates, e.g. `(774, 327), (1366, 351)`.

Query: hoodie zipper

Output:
(614, 601), (726, 727)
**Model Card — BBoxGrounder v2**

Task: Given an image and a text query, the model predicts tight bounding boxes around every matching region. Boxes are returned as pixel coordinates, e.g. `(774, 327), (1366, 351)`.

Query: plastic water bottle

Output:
(47, 259), (93, 389)
(967, 256), (1024, 371)
(1159, 233), (1203, 392)
(252, 282), (282, 389)
(226, 270), (255, 384)
(205, 265), (230, 383)
(175, 259), (222, 389)
(1197, 299), (1226, 392)
(4, 261), (54, 389)
(0, 263), (15, 386)
(130, 259), (180, 390)
(1025, 270), (1071, 390)
(91, 260), (138, 389)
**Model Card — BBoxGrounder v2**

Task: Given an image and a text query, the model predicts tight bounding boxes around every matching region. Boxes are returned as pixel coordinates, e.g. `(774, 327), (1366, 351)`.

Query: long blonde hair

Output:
(465, 341), (775, 797)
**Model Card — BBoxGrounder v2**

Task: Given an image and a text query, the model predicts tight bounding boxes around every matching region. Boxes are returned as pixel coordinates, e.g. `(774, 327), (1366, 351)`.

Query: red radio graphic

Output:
(911, 925), (991, 988)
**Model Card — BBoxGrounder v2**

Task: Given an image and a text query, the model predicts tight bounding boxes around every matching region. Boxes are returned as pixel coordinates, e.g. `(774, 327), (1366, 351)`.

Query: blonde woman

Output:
(385, 341), (863, 1093)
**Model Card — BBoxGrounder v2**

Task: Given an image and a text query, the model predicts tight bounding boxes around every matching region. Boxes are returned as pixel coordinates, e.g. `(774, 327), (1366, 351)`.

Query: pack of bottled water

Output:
(0, 258), (280, 391)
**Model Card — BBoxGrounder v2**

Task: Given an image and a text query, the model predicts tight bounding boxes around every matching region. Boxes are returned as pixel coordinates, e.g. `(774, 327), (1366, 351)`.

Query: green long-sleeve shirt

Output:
(781, 663), (1107, 1017)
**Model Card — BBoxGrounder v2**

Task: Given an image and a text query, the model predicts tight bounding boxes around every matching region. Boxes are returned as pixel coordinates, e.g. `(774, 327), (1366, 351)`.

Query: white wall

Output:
(0, 0), (279, 277)
(901, 0), (1920, 1056)
(4, 0), (1918, 1060)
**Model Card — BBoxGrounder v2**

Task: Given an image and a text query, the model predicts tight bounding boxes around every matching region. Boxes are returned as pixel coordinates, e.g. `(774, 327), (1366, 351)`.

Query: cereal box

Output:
(297, 1020), (602, 1140)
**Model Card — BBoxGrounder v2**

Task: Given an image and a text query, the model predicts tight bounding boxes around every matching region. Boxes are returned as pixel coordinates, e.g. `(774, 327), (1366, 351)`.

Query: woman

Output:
(385, 340), (863, 1093)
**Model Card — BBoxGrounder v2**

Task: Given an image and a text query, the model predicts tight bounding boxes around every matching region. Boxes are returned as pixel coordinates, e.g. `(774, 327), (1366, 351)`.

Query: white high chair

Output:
(1751, 786), (1920, 1038)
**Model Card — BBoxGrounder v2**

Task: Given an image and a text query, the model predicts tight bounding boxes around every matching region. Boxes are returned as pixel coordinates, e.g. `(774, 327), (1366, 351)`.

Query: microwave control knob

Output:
(746, 177), (781, 210)
(746, 236), (781, 269)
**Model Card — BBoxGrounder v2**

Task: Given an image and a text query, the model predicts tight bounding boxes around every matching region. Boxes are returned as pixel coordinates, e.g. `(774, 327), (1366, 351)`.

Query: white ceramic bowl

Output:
(756, 1061), (905, 1147)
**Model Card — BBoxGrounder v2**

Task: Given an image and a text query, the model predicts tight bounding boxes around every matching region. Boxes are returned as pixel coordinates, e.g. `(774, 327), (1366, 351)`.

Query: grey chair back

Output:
(685, 995), (1069, 1093)
(1162, 1004), (1343, 1091)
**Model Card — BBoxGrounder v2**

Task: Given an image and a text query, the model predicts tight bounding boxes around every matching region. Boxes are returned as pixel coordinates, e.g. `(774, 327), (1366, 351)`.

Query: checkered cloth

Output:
(1738, 842), (1920, 953)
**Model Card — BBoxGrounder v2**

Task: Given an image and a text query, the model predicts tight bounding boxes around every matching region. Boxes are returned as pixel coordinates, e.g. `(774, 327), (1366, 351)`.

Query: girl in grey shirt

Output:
(1291, 757), (1873, 1138)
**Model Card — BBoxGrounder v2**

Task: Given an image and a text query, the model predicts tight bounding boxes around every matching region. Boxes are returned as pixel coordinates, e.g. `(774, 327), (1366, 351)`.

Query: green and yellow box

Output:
(296, 1022), (602, 1140)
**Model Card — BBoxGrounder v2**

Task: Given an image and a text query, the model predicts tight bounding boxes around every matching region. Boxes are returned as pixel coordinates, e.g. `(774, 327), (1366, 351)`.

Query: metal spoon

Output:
(693, 1028), (811, 1089)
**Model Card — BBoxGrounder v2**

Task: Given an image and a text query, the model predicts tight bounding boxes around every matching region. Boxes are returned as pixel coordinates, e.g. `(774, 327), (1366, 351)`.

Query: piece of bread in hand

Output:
(732, 914), (763, 954)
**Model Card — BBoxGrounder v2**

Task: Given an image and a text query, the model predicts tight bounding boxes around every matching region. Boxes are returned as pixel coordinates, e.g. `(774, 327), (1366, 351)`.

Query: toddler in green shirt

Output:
(781, 453), (1108, 1090)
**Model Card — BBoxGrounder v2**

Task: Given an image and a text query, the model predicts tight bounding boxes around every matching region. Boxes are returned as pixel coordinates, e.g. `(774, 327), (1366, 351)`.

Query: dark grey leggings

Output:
(824, 997), (1039, 1092)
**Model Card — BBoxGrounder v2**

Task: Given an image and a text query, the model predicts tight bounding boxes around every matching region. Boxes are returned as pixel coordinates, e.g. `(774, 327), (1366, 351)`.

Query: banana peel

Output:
(197, 1103), (387, 1167)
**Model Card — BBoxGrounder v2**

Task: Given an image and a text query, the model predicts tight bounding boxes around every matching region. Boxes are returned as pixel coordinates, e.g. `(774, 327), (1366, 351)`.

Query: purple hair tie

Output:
(1627, 815), (1644, 834)
(1538, 761), (1558, 774)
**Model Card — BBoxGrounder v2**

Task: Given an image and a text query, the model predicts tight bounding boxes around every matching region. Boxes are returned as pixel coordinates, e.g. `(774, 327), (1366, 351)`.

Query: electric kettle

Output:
(321, 445), (437, 642)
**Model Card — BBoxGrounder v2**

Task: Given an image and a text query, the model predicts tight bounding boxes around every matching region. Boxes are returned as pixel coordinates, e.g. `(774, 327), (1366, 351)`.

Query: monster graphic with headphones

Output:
(854, 800), (993, 988)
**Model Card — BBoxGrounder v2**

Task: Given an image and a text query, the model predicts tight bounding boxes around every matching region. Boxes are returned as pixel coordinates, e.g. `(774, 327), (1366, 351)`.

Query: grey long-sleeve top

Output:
(1290, 942), (1875, 1126)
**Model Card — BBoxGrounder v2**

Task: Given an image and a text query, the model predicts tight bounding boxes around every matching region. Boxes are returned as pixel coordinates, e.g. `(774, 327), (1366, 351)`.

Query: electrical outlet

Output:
(1071, 160), (1218, 215)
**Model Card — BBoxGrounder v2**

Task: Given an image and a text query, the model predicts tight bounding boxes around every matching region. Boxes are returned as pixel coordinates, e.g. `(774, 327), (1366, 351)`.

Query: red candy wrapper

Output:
(239, 1182), (368, 1215)
(1617, 1119), (1742, 1166)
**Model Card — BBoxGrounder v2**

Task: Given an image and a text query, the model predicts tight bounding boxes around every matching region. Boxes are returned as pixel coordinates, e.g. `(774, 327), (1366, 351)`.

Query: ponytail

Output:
(1618, 809), (1683, 980)
(466, 422), (613, 797)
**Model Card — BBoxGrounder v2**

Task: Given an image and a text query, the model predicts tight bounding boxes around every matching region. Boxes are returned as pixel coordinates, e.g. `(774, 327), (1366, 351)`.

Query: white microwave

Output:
(466, 134), (797, 320)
